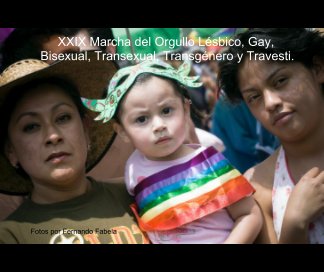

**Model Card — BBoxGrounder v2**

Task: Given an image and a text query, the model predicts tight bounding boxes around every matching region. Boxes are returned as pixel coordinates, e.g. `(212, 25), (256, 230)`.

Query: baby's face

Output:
(117, 76), (190, 160)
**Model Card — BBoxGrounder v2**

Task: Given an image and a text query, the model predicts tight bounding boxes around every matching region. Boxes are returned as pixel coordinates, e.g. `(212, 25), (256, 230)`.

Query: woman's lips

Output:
(272, 112), (294, 126)
(46, 152), (70, 163)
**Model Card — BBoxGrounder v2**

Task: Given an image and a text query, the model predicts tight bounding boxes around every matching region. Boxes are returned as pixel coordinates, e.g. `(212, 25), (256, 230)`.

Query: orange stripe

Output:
(132, 176), (254, 231)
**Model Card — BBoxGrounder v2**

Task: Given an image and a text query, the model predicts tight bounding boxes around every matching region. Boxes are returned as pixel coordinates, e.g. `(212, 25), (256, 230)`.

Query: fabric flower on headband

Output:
(81, 59), (203, 123)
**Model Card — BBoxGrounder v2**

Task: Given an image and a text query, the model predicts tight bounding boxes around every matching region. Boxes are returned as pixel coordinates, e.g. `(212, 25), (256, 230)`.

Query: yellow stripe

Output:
(141, 169), (241, 222)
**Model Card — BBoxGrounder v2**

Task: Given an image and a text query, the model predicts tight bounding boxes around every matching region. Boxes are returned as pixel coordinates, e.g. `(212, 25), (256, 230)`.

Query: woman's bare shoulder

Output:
(245, 148), (279, 190)
(244, 148), (279, 212)
(244, 149), (280, 243)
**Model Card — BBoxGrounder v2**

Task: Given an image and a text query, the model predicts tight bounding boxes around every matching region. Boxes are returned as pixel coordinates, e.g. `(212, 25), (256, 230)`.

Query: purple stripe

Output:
(134, 146), (222, 195)
(135, 154), (228, 205)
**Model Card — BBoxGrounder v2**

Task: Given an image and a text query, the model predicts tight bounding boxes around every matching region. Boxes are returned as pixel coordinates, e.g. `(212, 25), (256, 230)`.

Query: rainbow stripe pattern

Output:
(130, 146), (255, 231)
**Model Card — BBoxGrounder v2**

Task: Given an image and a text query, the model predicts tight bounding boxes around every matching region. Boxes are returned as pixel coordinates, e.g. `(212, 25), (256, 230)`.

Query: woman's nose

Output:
(45, 126), (63, 146)
(263, 89), (282, 112)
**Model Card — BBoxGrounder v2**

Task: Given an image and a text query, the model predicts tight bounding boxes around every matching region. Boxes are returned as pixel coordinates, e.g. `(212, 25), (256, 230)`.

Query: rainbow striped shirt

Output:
(130, 146), (255, 231)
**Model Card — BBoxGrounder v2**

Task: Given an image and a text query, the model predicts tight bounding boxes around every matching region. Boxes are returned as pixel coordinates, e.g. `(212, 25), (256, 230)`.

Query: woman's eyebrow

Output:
(14, 102), (74, 124)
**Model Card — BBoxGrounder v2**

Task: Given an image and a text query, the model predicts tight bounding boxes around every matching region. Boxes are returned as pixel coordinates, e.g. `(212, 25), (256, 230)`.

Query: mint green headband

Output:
(81, 59), (202, 123)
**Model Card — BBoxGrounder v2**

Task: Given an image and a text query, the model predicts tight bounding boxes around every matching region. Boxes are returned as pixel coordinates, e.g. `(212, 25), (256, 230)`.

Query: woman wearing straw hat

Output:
(0, 28), (135, 221)
(0, 51), (148, 244)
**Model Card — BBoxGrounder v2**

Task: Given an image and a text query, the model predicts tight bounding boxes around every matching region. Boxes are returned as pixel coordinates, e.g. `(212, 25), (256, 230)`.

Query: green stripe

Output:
(139, 164), (233, 216)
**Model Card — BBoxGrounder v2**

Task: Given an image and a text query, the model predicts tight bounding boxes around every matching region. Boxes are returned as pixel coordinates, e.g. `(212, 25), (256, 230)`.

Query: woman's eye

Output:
(135, 116), (147, 124)
(274, 77), (287, 88)
(23, 123), (39, 133)
(247, 94), (260, 104)
(56, 114), (71, 124)
(162, 107), (173, 115)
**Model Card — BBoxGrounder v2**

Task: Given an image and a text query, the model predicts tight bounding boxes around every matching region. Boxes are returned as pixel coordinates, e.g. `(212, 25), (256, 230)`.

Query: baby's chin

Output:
(145, 146), (188, 161)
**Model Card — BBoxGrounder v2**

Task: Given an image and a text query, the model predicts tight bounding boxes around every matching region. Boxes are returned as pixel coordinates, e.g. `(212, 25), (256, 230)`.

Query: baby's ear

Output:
(113, 121), (131, 143)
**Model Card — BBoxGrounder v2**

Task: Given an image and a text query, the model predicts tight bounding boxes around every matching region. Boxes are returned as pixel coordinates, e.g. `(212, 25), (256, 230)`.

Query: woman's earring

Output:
(87, 144), (91, 151)
(13, 163), (19, 169)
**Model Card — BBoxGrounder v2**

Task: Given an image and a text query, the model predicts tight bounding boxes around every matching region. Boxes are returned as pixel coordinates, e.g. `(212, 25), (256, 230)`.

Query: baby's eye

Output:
(23, 123), (39, 133)
(162, 107), (173, 115)
(135, 116), (148, 124)
(56, 114), (71, 124)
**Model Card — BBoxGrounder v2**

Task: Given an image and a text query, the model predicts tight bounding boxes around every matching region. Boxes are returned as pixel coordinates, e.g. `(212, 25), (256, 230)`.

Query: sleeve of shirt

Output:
(124, 151), (139, 196)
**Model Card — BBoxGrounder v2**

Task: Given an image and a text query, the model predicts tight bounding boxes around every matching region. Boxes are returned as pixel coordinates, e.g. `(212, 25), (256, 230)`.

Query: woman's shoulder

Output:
(0, 194), (24, 221)
(244, 148), (280, 225)
(244, 148), (281, 243)
(244, 148), (279, 213)
(245, 148), (279, 189)
(94, 178), (133, 205)
(94, 178), (127, 192)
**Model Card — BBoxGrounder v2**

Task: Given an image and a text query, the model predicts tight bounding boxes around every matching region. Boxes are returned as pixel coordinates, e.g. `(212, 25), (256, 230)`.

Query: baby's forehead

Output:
(130, 74), (177, 90)
(130, 74), (175, 88)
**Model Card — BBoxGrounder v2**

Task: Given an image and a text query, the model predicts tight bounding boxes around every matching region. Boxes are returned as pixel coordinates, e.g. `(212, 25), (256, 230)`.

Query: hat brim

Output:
(0, 51), (117, 194)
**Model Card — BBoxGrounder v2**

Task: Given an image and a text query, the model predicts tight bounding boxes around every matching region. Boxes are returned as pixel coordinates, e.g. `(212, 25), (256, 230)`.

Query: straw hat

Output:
(0, 51), (117, 194)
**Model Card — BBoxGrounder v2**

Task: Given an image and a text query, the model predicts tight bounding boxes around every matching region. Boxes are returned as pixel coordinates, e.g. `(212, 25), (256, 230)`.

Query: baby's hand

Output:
(287, 167), (324, 224)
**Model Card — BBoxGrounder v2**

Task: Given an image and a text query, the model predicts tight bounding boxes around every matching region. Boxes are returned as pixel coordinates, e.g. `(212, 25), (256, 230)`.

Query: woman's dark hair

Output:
(113, 73), (203, 124)
(0, 77), (86, 179)
(218, 28), (324, 103)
